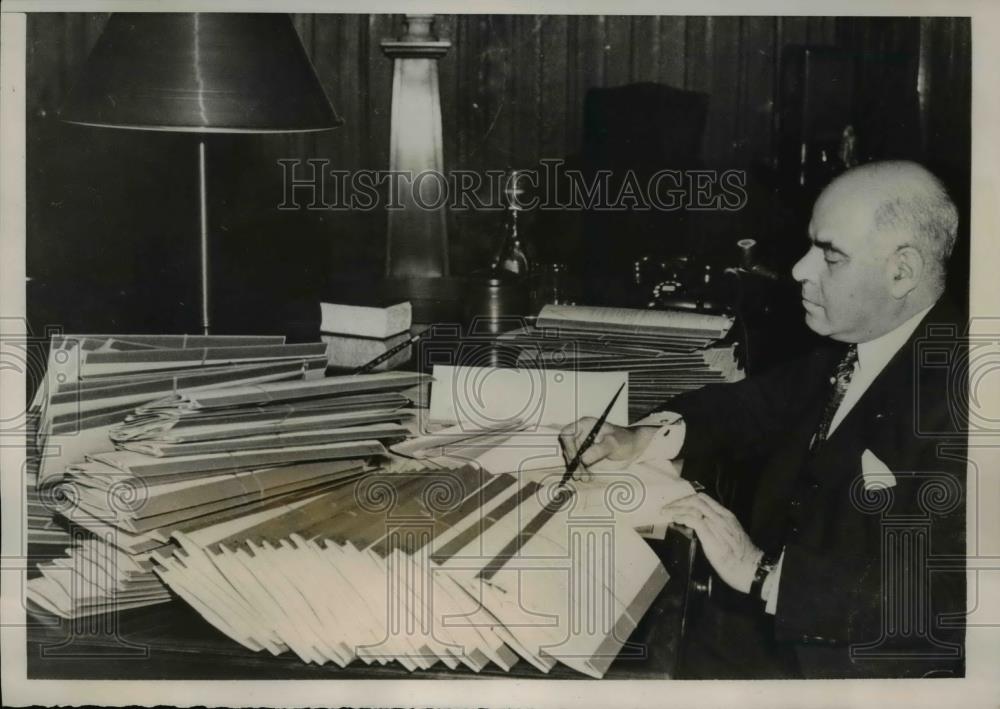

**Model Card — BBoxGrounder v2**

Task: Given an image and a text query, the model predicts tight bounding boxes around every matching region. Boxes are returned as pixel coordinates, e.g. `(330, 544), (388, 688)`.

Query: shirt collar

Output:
(856, 303), (935, 374)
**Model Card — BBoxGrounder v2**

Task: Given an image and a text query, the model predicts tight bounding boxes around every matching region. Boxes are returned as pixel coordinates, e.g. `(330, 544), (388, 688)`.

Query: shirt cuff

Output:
(761, 550), (784, 615)
(630, 411), (685, 462)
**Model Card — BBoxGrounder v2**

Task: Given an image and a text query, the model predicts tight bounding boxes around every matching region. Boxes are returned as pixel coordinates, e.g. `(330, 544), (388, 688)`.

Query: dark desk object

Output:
(580, 83), (709, 302)
(26, 528), (697, 680)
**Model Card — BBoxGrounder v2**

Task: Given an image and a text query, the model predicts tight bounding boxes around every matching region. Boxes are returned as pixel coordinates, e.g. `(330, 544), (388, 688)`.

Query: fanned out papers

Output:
(152, 466), (670, 678)
(29, 538), (175, 617)
(388, 420), (697, 537)
(500, 304), (743, 421)
(26, 351), (429, 620)
(27, 458), (372, 620)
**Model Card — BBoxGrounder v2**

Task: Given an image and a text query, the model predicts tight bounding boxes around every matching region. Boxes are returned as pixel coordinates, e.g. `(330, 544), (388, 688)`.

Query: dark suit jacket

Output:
(665, 299), (967, 678)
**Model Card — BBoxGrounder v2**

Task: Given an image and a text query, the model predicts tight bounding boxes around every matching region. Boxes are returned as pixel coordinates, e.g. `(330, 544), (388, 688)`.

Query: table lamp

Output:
(59, 13), (342, 334)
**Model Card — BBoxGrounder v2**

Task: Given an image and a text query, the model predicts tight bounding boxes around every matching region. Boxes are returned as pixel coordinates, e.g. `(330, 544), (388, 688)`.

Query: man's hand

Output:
(661, 493), (762, 594)
(558, 418), (657, 479)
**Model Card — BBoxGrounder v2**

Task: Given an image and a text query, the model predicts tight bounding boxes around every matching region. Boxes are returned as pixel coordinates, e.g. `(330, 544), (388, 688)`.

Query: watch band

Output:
(750, 550), (780, 602)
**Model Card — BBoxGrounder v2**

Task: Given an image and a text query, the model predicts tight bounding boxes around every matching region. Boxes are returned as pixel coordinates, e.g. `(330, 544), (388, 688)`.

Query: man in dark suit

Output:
(560, 160), (967, 678)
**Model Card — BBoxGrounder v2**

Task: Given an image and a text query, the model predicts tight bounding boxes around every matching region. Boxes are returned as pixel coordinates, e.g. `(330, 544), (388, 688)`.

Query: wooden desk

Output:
(26, 528), (697, 680)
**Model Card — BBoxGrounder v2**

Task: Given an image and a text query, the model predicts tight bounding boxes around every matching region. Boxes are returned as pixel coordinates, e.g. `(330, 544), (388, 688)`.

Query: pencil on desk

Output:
(351, 329), (428, 375)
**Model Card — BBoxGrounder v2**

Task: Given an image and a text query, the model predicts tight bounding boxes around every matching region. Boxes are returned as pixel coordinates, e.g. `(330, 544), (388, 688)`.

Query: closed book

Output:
(321, 331), (412, 371)
(319, 301), (411, 339)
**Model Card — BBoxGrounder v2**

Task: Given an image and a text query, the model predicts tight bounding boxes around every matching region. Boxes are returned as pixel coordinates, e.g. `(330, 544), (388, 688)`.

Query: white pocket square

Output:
(861, 449), (897, 490)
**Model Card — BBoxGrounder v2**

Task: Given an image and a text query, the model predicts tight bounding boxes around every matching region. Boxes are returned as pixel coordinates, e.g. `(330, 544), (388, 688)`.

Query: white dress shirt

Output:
(631, 303), (934, 612)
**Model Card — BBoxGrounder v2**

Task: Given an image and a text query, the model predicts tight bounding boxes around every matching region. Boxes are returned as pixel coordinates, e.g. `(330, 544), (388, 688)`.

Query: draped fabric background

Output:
(25, 14), (970, 334)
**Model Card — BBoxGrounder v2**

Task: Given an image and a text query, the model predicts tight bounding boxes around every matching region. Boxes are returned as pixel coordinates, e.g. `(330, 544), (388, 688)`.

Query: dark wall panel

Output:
(26, 13), (971, 334)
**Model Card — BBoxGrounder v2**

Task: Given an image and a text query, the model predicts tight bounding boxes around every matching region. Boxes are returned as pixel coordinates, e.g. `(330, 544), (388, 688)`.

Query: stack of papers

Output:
(25, 411), (72, 548)
(27, 459), (370, 619)
(500, 304), (742, 421)
(109, 372), (424, 456)
(26, 334), (332, 550)
(26, 359), (428, 619)
(152, 465), (670, 677)
(30, 334), (330, 487)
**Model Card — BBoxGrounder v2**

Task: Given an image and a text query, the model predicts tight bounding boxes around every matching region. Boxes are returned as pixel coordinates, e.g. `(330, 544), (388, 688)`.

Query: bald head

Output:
(793, 161), (957, 342)
(818, 161), (958, 291)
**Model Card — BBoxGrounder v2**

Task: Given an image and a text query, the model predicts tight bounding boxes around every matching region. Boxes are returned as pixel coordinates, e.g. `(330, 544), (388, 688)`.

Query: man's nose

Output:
(791, 248), (818, 283)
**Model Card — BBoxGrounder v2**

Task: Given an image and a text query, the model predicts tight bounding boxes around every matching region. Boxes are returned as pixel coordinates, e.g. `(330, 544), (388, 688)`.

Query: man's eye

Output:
(824, 253), (842, 265)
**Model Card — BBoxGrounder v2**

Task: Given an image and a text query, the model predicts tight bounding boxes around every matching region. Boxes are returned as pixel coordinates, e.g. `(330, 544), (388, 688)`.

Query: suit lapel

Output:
(809, 299), (958, 482)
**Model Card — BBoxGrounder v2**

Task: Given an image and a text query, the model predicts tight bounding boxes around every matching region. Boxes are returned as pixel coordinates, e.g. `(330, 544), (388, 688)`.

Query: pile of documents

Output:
(24, 324), (718, 675)
(152, 465), (670, 677)
(500, 304), (742, 421)
(26, 334), (329, 550)
(25, 337), (314, 550)
(108, 372), (420, 457)
(27, 458), (373, 619)
(25, 335), (426, 619)
(29, 334), (330, 484)
(24, 411), (69, 548)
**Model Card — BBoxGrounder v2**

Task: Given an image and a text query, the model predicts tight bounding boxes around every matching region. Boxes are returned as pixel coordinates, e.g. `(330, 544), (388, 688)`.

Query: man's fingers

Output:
(558, 422), (579, 463)
(559, 419), (628, 468)
(579, 432), (620, 466)
(661, 496), (709, 528)
(671, 507), (740, 558)
(688, 496), (746, 552)
(558, 417), (598, 463)
(684, 494), (728, 520)
(679, 495), (741, 542)
(661, 493), (700, 511)
(693, 494), (753, 554)
(697, 492), (739, 521)
(666, 495), (730, 532)
(672, 510), (732, 561)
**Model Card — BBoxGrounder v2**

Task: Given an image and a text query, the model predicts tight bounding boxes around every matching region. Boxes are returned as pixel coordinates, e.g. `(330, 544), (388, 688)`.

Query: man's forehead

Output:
(809, 184), (878, 250)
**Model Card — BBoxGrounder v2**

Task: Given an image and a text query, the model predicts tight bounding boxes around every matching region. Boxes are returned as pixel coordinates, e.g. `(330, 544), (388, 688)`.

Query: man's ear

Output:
(888, 245), (924, 298)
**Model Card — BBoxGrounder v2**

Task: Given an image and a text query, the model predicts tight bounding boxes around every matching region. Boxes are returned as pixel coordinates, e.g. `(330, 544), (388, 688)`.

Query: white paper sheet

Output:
(429, 365), (628, 430)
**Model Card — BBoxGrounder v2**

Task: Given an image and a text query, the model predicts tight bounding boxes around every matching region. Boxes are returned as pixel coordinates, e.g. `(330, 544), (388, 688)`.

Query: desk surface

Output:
(26, 529), (697, 680)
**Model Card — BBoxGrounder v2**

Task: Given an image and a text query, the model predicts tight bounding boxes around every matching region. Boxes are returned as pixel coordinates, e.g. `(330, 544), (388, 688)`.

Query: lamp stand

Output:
(198, 140), (211, 335)
(382, 15), (451, 277)
(58, 14), (342, 336)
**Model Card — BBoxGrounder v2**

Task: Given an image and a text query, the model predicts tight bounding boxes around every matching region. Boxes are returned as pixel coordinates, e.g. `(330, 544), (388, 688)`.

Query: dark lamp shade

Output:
(60, 13), (342, 133)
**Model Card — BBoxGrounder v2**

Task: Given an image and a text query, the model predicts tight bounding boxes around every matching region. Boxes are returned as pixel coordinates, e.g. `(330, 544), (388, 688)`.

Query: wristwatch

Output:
(750, 550), (780, 602)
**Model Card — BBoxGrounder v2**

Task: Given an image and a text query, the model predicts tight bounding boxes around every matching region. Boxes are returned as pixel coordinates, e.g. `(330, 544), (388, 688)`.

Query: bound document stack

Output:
(26, 370), (427, 619)
(28, 459), (371, 619)
(501, 304), (743, 421)
(27, 334), (331, 549)
(25, 412), (68, 548)
(152, 466), (669, 678)
(31, 334), (330, 487)
(320, 300), (413, 371)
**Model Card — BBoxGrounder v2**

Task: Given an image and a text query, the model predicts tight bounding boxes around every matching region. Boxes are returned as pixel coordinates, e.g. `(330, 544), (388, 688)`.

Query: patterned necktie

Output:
(810, 344), (858, 449)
